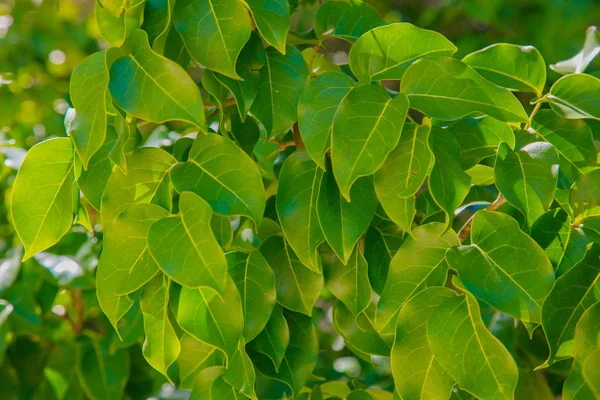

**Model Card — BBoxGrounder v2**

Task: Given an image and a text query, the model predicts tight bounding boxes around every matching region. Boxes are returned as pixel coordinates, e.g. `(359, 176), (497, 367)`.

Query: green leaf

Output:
(495, 142), (559, 224)
(570, 169), (600, 222)
(148, 192), (228, 292)
(101, 146), (175, 228)
(75, 123), (117, 210)
(391, 287), (456, 400)
(563, 302), (600, 400)
(109, 110), (141, 174)
(173, 0), (251, 79)
(141, 0), (171, 50)
(170, 133), (266, 225)
(76, 338), (130, 400)
(462, 44), (546, 95)
(332, 84), (409, 200)
(428, 126), (471, 229)
(375, 121), (432, 227)
(177, 274), (244, 358)
(177, 333), (225, 390)
(547, 73), (600, 119)
(322, 245), (371, 318)
(582, 347), (600, 399)
(428, 291), (519, 400)
(401, 57), (529, 123)
(313, 0), (350, 38)
(349, 23), (457, 82)
(446, 211), (555, 323)
(247, 304), (289, 373)
(333, 302), (391, 357)
(222, 342), (258, 399)
(212, 214), (233, 249)
(541, 243), (600, 366)
(68, 52), (109, 169)
(12, 138), (75, 261)
(96, 0), (144, 47)
(297, 71), (354, 169)
(214, 32), (265, 120)
(530, 208), (590, 276)
(250, 46), (308, 136)
(364, 217), (404, 295)
(226, 251), (276, 342)
(330, 1), (384, 43)
(259, 236), (323, 316)
(254, 311), (319, 397)
(448, 116), (515, 170)
(109, 29), (205, 127)
(318, 166), (378, 264)
(243, 0), (290, 54)
(532, 110), (598, 186)
(140, 274), (180, 377)
(376, 222), (459, 333)
(97, 204), (168, 298)
(229, 111), (260, 157)
(276, 151), (324, 272)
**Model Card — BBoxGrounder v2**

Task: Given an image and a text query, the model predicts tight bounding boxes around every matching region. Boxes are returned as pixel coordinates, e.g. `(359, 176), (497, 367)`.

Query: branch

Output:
(457, 194), (506, 243)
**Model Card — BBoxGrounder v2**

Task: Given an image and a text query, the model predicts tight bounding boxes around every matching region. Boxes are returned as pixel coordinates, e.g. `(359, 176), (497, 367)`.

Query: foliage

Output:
(2, 0), (600, 399)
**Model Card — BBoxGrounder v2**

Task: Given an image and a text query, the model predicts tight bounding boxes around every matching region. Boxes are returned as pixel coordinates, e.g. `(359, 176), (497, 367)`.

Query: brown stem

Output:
(73, 289), (84, 335)
(457, 194), (507, 243)
(307, 44), (321, 76)
(204, 98), (236, 109)
(292, 123), (305, 150)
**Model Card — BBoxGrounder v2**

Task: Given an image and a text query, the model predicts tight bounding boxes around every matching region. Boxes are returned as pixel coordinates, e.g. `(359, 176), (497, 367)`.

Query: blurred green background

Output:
(0, 0), (598, 398)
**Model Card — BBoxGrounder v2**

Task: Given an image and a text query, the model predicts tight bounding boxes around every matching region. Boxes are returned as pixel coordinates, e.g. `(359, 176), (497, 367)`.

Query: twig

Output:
(525, 101), (542, 130)
(204, 98), (236, 109)
(457, 194), (507, 243)
(292, 123), (305, 150)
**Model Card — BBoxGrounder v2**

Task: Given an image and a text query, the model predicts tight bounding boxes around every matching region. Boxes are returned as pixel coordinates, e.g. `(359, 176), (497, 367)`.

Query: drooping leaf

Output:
(446, 211), (555, 323)
(244, 0), (289, 54)
(101, 146), (175, 228)
(141, 0), (171, 50)
(532, 110), (598, 186)
(11, 138), (75, 261)
(391, 287), (456, 400)
(428, 126), (471, 229)
(570, 169), (600, 222)
(177, 333), (225, 390)
(349, 23), (457, 82)
(563, 302), (600, 400)
(317, 166), (378, 264)
(376, 222), (459, 333)
(495, 142), (559, 225)
(254, 311), (319, 397)
(140, 274), (180, 377)
(97, 204), (168, 300)
(250, 46), (308, 136)
(448, 116), (514, 170)
(76, 338), (130, 400)
(547, 73), (600, 119)
(530, 208), (590, 276)
(109, 29), (205, 127)
(170, 133), (266, 225)
(148, 192), (228, 292)
(401, 57), (529, 123)
(364, 217), (404, 295)
(177, 275), (244, 358)
(297, 71), (354, 169)
(276, 151), (324, 272)
(462, 44), (546, 95)
(375, 121), (432, 227)
(259, 236), (323, 316)
(331, 84), (409, 200)
(322, 246), (371, 318)
(226, 251), (276, 342)
(222, 342), (258, 399)
(109, 110), (142, 174)
(229, 112), (260, 157)
(333, 302), (391, 357)
(173, 0), (252, 79)
(541, 243), (600, 366)
(247, 304), (290, 373)
(96, 0), (145, 47)
(68, 51), (109, 169)
(427, 291), (519, 400)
